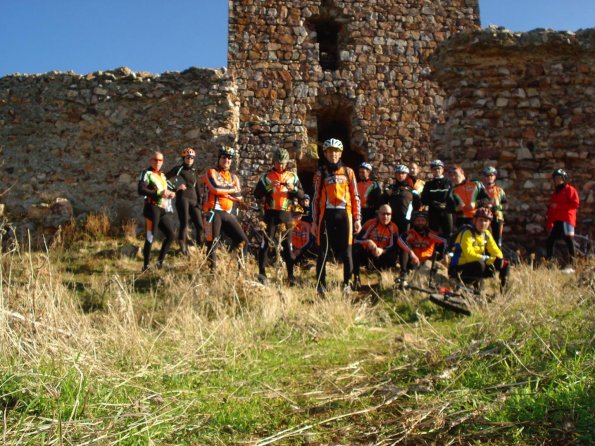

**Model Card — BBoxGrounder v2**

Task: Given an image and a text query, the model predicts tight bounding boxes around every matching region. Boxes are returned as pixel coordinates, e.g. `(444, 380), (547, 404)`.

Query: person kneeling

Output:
(448, 207), (509, 289)
(352, 204), (399, 289)
(397, 211), (446, 287)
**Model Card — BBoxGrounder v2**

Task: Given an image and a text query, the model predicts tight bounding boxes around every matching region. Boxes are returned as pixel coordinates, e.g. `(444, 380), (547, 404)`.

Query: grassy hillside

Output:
(0, 219), (593, 445)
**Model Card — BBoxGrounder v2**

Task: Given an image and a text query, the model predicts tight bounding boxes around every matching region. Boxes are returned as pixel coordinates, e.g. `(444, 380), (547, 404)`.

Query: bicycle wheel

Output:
(429, 293), (471, 316)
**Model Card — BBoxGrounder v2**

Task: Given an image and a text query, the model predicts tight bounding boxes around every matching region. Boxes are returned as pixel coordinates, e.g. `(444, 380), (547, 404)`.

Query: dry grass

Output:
(0, 232), (593, 444)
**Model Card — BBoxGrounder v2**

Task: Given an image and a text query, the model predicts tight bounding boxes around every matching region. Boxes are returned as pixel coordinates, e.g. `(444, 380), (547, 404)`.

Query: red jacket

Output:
(546, 183), (579, 231)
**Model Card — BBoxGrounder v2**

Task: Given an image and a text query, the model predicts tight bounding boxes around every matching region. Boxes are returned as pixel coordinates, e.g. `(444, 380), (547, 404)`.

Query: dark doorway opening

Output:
(307, 17), (341, 71)
(297, 102), (364, 197)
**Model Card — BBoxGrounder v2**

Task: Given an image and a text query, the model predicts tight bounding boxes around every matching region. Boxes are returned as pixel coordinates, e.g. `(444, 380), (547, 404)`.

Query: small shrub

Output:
(83, 210), (111, 238)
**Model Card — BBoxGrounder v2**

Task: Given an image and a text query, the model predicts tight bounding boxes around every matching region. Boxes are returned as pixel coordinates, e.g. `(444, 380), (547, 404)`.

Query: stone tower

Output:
(228, 0), (480, 192)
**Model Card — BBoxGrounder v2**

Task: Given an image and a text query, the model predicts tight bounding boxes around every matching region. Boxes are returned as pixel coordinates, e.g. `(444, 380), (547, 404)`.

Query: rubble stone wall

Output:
(229, 0), (480, 189)
(0, 67), (238, 227)
(430, 28), (594, 247)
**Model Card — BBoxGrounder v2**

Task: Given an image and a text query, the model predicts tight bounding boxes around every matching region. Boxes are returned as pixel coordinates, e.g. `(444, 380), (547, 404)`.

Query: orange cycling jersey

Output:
(398, 229), (446, 263)
(484, 183), (506, 221)
(450, 179), (485, 218)
(356, 218), (399, 250)
(312, 165), (361, 226)
(203, 168), (241, 213)
(257, 170), (300, 211)
(291, 220), (312, 250)
(357, 180), (379, 210)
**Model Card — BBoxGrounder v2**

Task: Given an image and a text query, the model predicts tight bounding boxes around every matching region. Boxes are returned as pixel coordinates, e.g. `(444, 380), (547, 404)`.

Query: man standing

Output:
(138, 151), (176, 271)
(421, 160), (453, 239)
(381, 164), (420, 234)
(356, 162), (382, 224)
(481, 166), (507, 247)
(447, 165), (488, 229)
(312, 138), (361, 294)
(203, 146), (249, 270)
(546, 168), (580, 269)
(166, 147), (204, 254)
(253, 148), (304, 284)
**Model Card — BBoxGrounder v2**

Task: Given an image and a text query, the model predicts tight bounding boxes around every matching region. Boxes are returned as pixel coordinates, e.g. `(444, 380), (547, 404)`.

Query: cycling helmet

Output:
(322, 138), (344, 151)
(273, 148), (290, 163)
(359, 162), (373, 171)
(482, 166), (497, 176)
(219, 146), (236, 158)
(430, 159), (445, 169)
(181, 147), (196, 158)
(474, 207), (493, 220)
(394, 164), (410, 174)
(302, 194), (310, 201)
(552, 168), (567, 180)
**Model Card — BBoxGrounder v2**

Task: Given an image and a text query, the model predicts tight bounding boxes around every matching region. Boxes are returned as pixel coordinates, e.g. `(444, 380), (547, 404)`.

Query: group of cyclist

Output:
(138, 138), (581, 290)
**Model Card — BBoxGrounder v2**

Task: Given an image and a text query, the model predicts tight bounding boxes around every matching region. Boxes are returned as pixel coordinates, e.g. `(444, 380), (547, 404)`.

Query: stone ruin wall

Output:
(430, 28), (594, 248)
(0, 67), (238, 232)
(229, 0), (480, 191)
(0, 1), (592, 252)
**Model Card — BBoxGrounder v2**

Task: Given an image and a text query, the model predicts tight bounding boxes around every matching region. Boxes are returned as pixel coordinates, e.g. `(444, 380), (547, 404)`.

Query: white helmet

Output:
(322, 138), (344, 151)
(394, 164), (410, 174)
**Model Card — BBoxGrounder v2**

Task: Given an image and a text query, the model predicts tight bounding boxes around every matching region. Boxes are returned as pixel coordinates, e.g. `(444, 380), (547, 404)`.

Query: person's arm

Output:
(311, 171), (322, 235)
(253, 174), (268, 200)
(485, 231), (503, 262)
(289, 173), (305, 201)
(138, 170), (159, 201)
(567, 185), (580, 211)
(348, 169), (362, 233)
(205, 168), (237, 197)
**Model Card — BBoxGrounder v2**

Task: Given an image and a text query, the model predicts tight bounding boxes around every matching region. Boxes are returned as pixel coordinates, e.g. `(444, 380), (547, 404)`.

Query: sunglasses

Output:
(220, 155), (233, 159)
(152, 158), (164, 162)
(380, 212), (392, 216)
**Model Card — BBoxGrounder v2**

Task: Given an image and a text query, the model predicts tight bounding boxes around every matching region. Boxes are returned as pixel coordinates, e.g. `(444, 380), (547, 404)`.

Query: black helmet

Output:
(552, 168), (567, 180)
(219, 146), (236, 158)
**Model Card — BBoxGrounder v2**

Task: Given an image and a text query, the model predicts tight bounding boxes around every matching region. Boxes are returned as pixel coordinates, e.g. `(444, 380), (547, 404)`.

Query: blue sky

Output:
(1, 0), (593, 77)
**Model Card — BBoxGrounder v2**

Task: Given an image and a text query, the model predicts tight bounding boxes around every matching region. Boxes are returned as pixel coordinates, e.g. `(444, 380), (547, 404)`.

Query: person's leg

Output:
(562, 222), (576, 259)
(176, 198), (190, 254)
(142, 204), (160, 270)
(157, 211), (176, 266)
(220, 213), (249, 266)
(258, 215), (274, 277)
(206, 211), (223, 270)
(188, 203), (204, 246)
(455, 262), (485, 286)
(315, 218), (330, 290)
(546, 221), (564, 259)
(491, 219), (503, 247)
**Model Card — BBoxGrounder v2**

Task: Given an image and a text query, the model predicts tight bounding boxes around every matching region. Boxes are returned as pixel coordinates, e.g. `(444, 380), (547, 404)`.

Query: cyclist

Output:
(203, 146), (249, 270)
(409, 162), (425, 196)
(448, 207), (509, 289)
(421, 160), (453, 239)
(447, 165), (488, 229)
(352, 204), (399, 289)
(166, 147), (204, 254)
(380, 164), (420, 234)
(290, 205), (317, 267)
(397, 210), (447, 285)
(481, 166), (507, 247)
(138, 151), (177, 271)
(312, 138), (361, 294)
(253, 148), (304, 284)
(357, 162), (382, 224)
(546, 168), (580, 268)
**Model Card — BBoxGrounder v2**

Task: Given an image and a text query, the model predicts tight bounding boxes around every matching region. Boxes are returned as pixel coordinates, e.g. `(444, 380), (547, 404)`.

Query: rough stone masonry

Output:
(0, 0), (592, 251)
